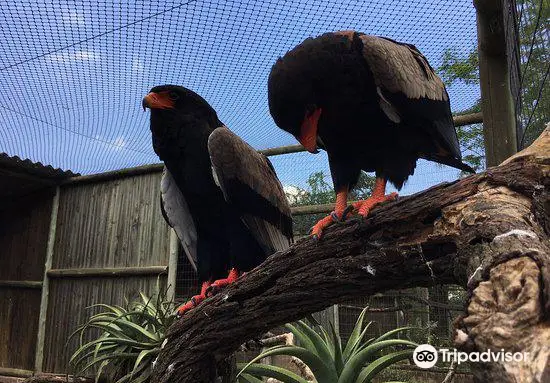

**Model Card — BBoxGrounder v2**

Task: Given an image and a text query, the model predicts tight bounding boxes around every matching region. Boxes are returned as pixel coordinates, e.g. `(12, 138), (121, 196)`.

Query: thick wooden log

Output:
(22, 374), (92, 383)
(0, 280), (42, 289)
(0, 368), (33, 378)
(151, 128), (549, 383)
(260, 113), (483, 158)
(46, 266), (168, 278)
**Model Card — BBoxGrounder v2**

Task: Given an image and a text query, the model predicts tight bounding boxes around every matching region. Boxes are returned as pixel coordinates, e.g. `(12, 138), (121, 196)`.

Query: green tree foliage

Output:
(438, 0), (549, 164)
(517, 0), (550, 145)
(439, 48), (479, 86)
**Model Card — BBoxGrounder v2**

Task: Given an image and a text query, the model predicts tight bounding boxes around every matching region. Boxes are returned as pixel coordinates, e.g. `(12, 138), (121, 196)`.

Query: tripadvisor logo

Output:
(413, 344), (530, 369)
(413, 344), (438, 368)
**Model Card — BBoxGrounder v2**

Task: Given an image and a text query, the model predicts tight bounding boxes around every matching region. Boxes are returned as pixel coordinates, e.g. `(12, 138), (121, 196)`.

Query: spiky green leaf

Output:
(338, 339), (417, 383)
(237, 363), (309, 383)
(237, 373), (264, 383)
(294, 320), (335, 369)
(133, 348), (160, 372)
(356, 350), (414, 383)
(237, 345), (337, 383)
(285, 323), (315, 352)
(373, 327), (414, 344)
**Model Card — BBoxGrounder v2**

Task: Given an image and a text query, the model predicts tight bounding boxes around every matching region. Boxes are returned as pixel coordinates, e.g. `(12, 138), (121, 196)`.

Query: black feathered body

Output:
(150, 92), (273, 283)
(268, 32), (473, 190)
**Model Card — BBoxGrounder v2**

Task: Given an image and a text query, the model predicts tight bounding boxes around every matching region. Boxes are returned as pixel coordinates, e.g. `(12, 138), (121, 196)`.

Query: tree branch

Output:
(151, 128), (549, 383)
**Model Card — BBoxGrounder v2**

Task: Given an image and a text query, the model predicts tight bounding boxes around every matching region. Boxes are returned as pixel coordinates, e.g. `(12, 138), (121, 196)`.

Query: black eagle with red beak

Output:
(143, 85), (292, 316)
(268, 31), (474, 238)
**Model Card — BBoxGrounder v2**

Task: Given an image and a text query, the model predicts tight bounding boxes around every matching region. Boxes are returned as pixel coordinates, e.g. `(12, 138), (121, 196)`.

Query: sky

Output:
(0, 0), (481, 196)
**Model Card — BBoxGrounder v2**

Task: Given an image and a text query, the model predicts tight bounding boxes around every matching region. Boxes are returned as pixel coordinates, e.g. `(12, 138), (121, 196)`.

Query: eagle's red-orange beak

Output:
(142, 92), (175, 110)
(299, 108), (322, 153)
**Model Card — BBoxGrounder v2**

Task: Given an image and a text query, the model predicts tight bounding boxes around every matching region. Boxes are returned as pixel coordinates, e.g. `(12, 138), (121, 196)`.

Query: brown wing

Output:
(358, 34), (448, 101)
(358, 34), (466, 164)
(208, 127), (293, 253)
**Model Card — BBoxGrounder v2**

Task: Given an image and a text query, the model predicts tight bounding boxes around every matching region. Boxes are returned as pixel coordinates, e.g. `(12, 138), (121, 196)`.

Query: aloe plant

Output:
(68, 288), (177, 383)
(237, 308), (417, 383)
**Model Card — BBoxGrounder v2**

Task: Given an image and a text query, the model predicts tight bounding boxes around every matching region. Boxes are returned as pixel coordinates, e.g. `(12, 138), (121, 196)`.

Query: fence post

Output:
(34, 186), (60, 372)
(474, 0), (518, 166)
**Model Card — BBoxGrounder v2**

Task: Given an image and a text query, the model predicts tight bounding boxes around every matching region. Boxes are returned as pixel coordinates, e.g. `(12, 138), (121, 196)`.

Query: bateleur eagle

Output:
(268, 31), (475, 238)
(143, 85), (292, 315)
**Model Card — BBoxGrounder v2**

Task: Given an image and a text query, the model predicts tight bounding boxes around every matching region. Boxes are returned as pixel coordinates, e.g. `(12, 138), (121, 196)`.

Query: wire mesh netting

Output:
(1, 0), (485, 196)
(514, 0), (549, 147)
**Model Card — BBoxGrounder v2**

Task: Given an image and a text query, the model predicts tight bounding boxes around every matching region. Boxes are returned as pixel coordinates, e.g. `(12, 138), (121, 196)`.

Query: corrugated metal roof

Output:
(0, 153), (79, 202)
(0, 152), (79, 180)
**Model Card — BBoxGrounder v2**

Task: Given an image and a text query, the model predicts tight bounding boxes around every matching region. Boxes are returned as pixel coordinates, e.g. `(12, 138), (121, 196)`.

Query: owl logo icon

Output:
(413, 344), (438, 368)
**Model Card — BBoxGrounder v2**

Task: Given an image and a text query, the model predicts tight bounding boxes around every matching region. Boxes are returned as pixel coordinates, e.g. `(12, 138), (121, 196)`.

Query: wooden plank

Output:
(259, 144), (305, 157)
(34, 187), (60, 372)
(0, 189), (53, 371)
(47, 266), (168, 278)
(259, 113), (483, 157)
(43, 276), (166, 373)
(62, 163), (164, 185)
(333, 304), (340, 337)
(474, 0), (517, 166)
(0, 190), (53, 281)
(0, 280), (42, 289)
(0, 289), (42, 372)
(0, 368), (33, 378)
(53, 173), (171, 270)
(453, 111), (483, 126)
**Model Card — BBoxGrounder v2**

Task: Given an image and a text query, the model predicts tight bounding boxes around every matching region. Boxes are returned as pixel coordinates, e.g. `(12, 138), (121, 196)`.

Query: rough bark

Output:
(151, 128), (549, 383)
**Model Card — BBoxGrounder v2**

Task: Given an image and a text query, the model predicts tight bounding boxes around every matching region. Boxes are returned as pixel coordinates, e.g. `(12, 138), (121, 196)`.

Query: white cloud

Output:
(61, 9), (85, 26)
(95, 135), (127, 152)
(48, 50), (100, 63)
(111, 136), (127, 150)
(283, 185), (301, 196)
(132, 57), (145, 73)
(283, 185), (307, 205)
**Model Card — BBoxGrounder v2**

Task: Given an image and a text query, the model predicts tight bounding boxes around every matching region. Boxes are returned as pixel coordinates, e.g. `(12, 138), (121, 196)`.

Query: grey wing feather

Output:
(160, 167), (198, 271)
(208, 127), (293, 254)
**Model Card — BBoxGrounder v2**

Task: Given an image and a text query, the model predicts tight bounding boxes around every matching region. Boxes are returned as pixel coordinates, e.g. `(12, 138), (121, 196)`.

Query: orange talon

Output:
(206, 268), (240, 296)
(311, 215), (335, 238)
(352, 178), (398, 217)
(176, 281), (211, 317)
(310, 186), (349, 239)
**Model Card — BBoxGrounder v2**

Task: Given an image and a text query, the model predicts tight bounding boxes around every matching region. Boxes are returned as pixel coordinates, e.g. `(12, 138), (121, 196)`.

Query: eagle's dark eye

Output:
(169, 92), (179, 101)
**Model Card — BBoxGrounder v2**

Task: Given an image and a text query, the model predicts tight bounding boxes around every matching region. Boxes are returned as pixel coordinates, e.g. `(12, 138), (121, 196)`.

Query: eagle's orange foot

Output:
(311, 207), (352, 240)
(176, 281), (210, 318)
(205, 268), (239, 297)
(352, 192), (398, 217)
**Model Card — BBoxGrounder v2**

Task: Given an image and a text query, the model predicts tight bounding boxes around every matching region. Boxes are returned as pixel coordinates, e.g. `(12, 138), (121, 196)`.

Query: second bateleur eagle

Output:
(143, 85), (292, 315)
(268, 31), (474, 238)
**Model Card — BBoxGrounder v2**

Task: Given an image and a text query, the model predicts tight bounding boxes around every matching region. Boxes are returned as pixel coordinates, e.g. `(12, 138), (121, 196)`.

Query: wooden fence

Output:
(0, 190), (54, 376)
(41, 171), (175, 373)
(0, 168), (176, 376)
